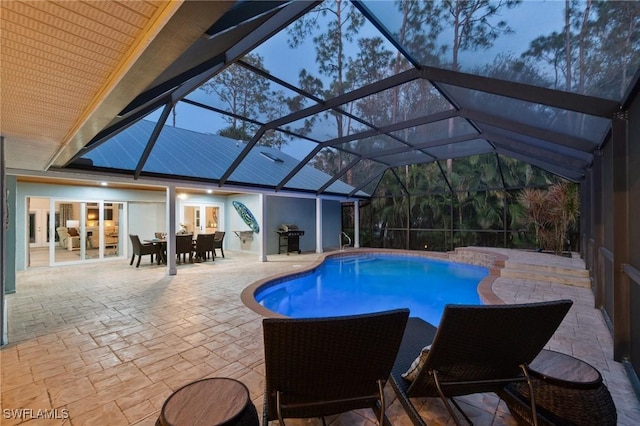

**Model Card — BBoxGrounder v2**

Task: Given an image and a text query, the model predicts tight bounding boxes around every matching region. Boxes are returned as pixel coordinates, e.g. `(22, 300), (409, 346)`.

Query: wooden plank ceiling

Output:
(0, 1), (182, 171)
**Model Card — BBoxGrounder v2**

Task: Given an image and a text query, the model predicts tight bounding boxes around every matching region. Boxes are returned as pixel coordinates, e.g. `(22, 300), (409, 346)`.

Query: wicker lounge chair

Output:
(262, 309), (410, 426)
(390, 300), (573, 426)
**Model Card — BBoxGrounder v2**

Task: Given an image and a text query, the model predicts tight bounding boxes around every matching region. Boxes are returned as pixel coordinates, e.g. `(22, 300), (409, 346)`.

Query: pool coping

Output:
(240, 248), (508, 318)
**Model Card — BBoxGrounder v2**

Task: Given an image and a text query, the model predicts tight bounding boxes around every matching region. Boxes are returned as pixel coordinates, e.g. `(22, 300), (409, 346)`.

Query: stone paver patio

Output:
(2, 248), (639, 425)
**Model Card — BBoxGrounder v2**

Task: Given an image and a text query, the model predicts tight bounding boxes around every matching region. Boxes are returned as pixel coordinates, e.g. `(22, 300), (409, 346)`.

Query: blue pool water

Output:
(255, 254), (488, 325)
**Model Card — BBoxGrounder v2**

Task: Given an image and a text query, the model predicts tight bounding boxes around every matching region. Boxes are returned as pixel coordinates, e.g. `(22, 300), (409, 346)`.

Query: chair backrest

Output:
(408, 299), (573, 396)
(214, 231), (225, 247)
(263, 308), (409, 421)
(129, 234), (142, 253)
(175, 234), (193, 254)
(195, 233), (214, 250)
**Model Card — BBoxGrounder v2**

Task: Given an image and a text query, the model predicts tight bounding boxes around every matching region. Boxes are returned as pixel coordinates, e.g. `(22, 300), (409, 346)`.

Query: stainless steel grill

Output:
(276, 224), (304, 254)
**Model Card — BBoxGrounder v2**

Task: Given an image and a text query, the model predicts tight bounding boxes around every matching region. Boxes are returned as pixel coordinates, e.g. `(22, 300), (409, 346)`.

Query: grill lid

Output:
(279, 224), (299, 232)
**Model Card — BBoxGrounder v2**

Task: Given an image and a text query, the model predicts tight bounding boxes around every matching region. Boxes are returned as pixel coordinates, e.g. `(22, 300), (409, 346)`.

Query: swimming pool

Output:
(252, 253), (488, 325)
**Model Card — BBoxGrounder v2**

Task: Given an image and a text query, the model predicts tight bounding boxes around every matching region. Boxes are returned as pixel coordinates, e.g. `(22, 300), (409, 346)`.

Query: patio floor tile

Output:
(2, 249), (639, 425)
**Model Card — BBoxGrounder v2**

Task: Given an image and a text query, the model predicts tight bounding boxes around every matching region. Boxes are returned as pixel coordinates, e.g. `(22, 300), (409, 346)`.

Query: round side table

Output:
(156, 378), (259, 426)
(500, 350), (617, 426)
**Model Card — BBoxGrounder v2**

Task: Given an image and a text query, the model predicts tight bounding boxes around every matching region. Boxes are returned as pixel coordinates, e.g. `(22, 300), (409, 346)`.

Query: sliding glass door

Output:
(51, 199), (126, 264)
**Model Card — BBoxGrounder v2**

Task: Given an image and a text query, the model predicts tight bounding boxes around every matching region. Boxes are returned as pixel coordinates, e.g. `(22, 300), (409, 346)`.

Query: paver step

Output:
(499, 267), (591, 288)
(450, 248), (591, 288)
(504, 260), (590, 278)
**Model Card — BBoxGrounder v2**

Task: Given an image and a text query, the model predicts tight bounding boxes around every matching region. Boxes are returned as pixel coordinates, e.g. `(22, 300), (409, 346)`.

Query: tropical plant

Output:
(546, 182), (580, 254)
(517, 187), (549, 249)
(517, 183), (579, 254)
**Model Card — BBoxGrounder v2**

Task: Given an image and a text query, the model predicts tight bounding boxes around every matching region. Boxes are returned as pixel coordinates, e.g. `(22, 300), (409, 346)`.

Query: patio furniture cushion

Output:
(402, 345), (431, 381)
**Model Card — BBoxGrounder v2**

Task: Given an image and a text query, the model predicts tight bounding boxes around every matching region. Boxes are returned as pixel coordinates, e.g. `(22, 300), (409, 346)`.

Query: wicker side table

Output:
(500, 350), (616, 426)
(156, 378), (259, 426)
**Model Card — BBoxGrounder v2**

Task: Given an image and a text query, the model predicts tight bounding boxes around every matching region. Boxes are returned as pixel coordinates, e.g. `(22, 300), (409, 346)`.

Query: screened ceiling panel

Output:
(490, 137), (588, 176)
(359, 174), (386, 197)
(341, 134), (409, 157)
(441, 83), (611, 144)
(184, 64), (318, 122)
(423, 139), (494, 160)
(480, 124), (593, 165)
(394, 117), (478, 146)
(376, 150), (434, 167)
(289, 146), (353, 191)
(337, 79), (454, 128)
(142, 123), (243, 179)
(281, 110), (374, 142)
(335, 158), (388, 193)
(74, 0), (638, 197)
(496, 147), (584, 182)
(360, 0), (639, 101)
(84, 113), (161, 171)
(247, 0), (413, 98)
(228, 144), (299, 186)
(285, 154), (363, 195)
(373, 169), (408, 197)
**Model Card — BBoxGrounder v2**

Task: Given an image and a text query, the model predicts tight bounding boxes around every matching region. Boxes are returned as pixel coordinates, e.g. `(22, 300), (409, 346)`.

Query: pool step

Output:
(335, 256), (378, 265)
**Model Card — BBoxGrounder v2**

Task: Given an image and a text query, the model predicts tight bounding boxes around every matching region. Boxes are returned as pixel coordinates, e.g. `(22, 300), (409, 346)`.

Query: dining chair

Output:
(175, 234), (193, 264)
(213, 231), (225, 258)
(194, 234), (215, 262)
(129, 234), (158, 267)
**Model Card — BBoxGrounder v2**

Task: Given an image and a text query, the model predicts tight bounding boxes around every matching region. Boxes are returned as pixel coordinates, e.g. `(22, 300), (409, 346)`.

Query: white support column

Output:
(259, 193), (267, 262)
(167, 186), (177, 275)
(316, 198), (323, 253)
(354, 200), (360, 248)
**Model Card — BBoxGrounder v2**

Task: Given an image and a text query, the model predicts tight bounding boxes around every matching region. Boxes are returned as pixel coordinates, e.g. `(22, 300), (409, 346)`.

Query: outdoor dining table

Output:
(144, 238), (167, 264)
(144, 236), (198, 265)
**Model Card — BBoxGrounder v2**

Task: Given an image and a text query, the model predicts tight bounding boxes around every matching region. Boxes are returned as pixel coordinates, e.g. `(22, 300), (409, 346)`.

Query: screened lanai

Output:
(51, 0), (640, 389)
(4, 0), (640, 396)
